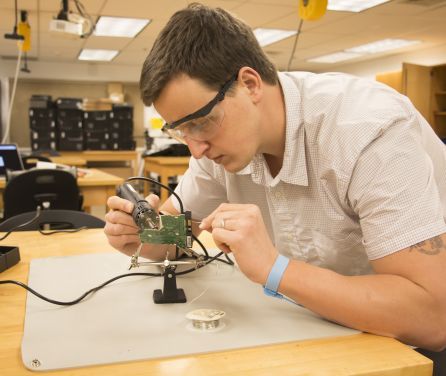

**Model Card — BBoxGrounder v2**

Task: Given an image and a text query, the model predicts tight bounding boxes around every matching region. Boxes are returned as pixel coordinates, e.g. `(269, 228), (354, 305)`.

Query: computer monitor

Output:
(0, 144), (24, 176)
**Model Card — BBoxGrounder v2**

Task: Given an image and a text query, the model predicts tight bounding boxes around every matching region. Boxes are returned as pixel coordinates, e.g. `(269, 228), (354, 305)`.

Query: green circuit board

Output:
(139, 213), (191, 249)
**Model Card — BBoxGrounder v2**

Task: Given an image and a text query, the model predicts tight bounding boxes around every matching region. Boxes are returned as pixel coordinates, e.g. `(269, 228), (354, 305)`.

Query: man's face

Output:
(154, 73), (261, 173)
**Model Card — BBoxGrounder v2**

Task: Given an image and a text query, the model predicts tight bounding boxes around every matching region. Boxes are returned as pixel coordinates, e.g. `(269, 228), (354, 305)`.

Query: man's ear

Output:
(238, 67), (263, 104)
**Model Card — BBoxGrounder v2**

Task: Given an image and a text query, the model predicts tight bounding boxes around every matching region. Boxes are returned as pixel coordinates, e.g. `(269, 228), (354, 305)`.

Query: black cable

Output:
(195, 233), (233, 265)
(192, 233), (210, 258)
(0, 251), (233, 305)
(0, 208), (88, 239)
(38, 226), (87, 235)
(14, 0), (18, 27)
(222, 252), (234, 265)
(125, 176), (184, 214)
(0, 243), (233, 306)
(0, 273), (160, 306)
(0, 175), (232, 306)
(0, 207), (42, 241)
(0, 220), (233, 305)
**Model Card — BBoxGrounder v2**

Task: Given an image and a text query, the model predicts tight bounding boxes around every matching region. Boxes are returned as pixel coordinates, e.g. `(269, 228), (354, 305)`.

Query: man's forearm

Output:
(280, 260), (446, 350)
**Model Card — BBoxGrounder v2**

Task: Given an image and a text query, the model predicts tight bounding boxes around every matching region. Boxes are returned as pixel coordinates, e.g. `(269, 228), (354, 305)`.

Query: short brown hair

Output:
(139, 3), (278, 106)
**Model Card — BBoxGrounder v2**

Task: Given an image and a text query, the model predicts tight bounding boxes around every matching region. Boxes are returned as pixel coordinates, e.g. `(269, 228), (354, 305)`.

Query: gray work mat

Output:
(22, 252), (358, 371)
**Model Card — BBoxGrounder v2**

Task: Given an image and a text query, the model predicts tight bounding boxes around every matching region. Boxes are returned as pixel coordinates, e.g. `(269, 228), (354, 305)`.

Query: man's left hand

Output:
(199, 203), (278, 284)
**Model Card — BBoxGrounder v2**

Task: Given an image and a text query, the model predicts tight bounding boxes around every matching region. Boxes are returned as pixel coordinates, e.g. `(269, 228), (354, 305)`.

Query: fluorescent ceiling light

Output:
(78, 49), (119, 61)
(307, 51), (362, 63)
(327, 0), (390, 12)
(253, 28), (297, 47)
(345, 39), (421, 54)
(94, 16), (150, 38)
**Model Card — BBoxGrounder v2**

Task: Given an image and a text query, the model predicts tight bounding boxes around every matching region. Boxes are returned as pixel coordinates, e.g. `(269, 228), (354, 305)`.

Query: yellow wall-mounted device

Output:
(298, 0), (327, 21)
(17, 10), (31, 52)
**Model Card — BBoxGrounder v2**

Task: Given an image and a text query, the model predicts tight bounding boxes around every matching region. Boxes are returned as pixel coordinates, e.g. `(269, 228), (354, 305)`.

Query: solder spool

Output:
(186, 309), (226, 332)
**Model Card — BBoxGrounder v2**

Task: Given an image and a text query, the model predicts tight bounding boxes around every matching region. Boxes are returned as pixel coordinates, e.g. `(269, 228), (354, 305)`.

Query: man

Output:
(105, 3), (446, 352)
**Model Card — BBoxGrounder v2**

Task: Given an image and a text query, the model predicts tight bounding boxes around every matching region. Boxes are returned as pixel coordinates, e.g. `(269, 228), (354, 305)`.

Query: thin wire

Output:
(73, 0), (94, 37)
(2, 41), (23, 143)
(187, 285), (210, 305)
(286, 19), (304, 72)
(14, 0), (18, 26)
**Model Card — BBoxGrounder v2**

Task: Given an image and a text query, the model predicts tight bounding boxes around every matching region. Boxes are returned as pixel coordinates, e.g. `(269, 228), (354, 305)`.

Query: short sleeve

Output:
(347, 115), (446, 260)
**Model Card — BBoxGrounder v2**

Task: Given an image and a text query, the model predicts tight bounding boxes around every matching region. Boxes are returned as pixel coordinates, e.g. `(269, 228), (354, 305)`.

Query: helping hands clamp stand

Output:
(153, 263), (186, 304)
(118, 182), (199, 304)
(129, 244), (204, 304)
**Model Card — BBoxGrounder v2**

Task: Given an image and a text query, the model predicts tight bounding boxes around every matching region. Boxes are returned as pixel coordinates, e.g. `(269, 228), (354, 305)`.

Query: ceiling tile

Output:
(38, 0), (105, 13)
(39, 31), (86, 49)
(38, 46), (82, 61)
(112, 49), (148, 65)
(0, 0), (445, 75)
(0, 0), (38, 11)
(83, 35), (131, 50)
(262, 10), (352, 31)
(229, 2), (296, 28)
(99, 0), (185, 19)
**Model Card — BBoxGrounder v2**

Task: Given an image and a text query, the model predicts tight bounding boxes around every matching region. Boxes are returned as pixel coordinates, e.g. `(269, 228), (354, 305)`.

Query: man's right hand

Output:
(104, 194), (160, 257)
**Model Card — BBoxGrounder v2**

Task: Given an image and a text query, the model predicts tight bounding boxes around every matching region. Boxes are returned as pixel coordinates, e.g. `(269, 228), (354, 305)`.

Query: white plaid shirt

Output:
(174, 71), (446, 276)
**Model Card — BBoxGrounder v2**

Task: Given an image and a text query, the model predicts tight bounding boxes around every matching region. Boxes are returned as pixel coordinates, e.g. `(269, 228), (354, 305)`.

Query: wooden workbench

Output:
(0, 229), (433, 376)
(58, 150), (139, 176)
(143, 156), (190, 202)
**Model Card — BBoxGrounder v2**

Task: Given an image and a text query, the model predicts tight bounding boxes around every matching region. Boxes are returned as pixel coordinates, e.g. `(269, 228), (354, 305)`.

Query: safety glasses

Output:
(161, 74), (237, 144)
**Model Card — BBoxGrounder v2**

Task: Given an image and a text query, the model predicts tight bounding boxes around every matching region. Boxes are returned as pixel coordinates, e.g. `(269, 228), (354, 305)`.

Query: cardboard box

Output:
(107, 82), (125, 103)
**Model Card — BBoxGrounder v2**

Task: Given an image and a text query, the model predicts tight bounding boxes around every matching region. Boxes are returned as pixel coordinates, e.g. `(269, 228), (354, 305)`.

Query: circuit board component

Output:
(139, 212), (192, 249)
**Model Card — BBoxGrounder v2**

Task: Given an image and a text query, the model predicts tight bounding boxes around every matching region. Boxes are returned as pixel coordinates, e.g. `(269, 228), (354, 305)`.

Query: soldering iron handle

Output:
(116, 183), (160, 230)
(116, 182), (146, 205)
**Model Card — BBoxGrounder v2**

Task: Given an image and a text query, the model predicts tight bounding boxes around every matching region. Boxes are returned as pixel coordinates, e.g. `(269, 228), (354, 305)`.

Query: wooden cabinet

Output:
(375, 70), (402, 93)
(402, 63), (432, 123)
(431, 65), (446, 140)
(376, 63), (446, 140)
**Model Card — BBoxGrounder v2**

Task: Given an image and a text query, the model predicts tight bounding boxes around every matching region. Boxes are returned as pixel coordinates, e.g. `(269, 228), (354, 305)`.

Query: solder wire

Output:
(191, 319), (220, 330)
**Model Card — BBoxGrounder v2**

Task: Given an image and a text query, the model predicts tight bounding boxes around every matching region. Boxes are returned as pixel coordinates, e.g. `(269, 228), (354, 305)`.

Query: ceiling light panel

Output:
(345, 38), (421, 53)
(307, 51), (362, 63)
(253, 28), (297, 47)
(327, 0), (391, 12)
(78, 49), (119, 61)
(94, 16), (151, 38)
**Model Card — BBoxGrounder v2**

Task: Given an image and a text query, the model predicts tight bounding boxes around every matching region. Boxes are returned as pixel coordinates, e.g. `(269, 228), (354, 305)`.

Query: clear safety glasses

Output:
(161, 74), (237, 144)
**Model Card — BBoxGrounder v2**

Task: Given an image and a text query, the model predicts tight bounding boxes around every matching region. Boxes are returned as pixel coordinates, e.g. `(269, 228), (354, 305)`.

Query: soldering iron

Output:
(116, 182), (161, 231)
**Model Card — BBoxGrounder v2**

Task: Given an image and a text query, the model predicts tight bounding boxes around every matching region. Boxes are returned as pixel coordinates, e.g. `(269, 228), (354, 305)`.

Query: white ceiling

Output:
(1, 0), (446, 73)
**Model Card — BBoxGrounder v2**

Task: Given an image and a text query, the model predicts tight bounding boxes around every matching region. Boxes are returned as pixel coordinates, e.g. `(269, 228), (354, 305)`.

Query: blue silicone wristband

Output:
(263, 254), (290, 298)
